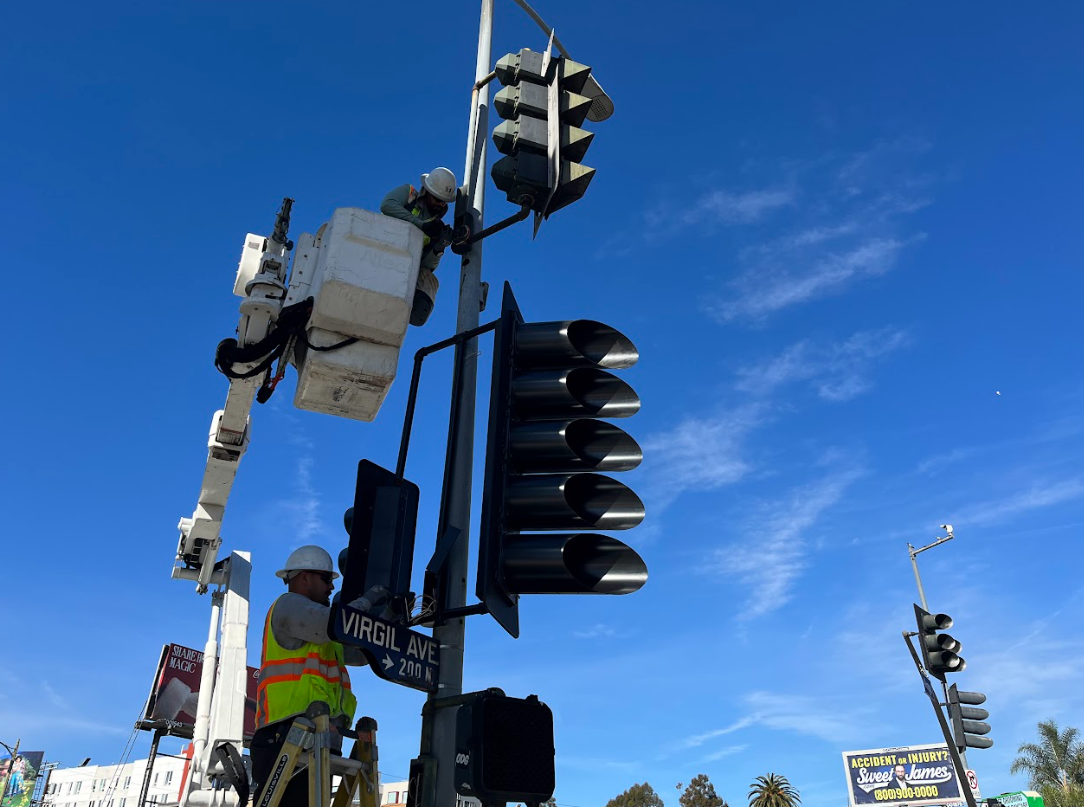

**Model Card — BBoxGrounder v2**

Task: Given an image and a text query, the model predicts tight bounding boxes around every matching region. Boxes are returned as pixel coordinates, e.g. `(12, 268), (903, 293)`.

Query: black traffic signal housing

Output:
(914, 604), (966, 681)
(337, 460), (419, 624)
(490, 47), (596, 218)
(948, 684), (993, 750)
(478, 283), (647, 638)
(454, 691), (555, 806)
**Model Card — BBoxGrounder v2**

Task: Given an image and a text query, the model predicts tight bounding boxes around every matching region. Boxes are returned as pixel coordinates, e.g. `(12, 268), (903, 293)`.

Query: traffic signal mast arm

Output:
(174, 199), (295, 593)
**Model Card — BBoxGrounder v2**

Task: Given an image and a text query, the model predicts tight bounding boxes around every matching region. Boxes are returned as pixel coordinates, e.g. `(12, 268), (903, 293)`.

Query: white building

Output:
(43, 763), (478, 807)
(42, 757), (189, 807)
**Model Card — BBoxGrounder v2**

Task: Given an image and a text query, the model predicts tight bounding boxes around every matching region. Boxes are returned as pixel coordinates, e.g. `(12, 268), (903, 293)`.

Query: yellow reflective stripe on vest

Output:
(255, 595), (357, 728)
(411, 206), (432, 247)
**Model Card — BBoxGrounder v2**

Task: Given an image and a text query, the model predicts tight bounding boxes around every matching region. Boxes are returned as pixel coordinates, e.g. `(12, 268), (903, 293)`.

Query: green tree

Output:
(747, 774), (800, 807)
(1010, 720), (1084, 807)
(605, 782), (665, 807)
(678, 774), (727, 807)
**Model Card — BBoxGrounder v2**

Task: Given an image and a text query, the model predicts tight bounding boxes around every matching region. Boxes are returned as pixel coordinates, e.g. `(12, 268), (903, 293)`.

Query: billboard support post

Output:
(902, 631), (978, 807)
(138, 731), (163, 807)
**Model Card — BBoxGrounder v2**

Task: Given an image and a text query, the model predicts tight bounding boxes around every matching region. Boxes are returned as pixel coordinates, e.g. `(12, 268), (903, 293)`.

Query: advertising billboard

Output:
(842, 743), (963, 807)
(143, 643), (260, 738)
(0, 751), (44, 807)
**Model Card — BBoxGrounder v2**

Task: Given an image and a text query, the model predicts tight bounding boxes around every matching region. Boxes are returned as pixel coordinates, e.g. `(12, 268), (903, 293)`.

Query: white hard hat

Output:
(421, 167), (457, 203)
(276, 545), (339, 580)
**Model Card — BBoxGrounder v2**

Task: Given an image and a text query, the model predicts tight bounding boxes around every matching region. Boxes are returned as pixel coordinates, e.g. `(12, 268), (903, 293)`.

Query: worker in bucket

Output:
(380, 166), (459, 326)
(251, 545), (371, 807)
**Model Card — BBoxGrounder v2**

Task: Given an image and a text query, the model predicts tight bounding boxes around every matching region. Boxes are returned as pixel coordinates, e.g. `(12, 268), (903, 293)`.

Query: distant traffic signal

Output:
(490, 47), (596, 219)
(914, 604), (966, 681)
(477, 283), (647, 637)
(948, 684), (993, 750)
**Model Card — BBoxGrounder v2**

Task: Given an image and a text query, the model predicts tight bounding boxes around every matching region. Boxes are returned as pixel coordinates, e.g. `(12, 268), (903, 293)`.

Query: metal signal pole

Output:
(416, 2), (492, 806)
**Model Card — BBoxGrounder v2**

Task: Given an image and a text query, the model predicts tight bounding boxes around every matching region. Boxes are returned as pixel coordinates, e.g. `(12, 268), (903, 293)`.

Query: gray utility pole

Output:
(420, 2), (492, 806)
(907, 525), (975, 776)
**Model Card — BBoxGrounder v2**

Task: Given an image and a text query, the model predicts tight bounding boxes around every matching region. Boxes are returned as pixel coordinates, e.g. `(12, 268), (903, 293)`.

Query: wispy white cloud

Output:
(677, 716), (759, 749)
(700, 743), (749, 762)
(640, 405), (767, 512)
(735, 328), (910, 402)
(707, 235), (924, 322)
(677, 691), (869, 751)
(281, 455), (323, 542)
(644, 186), (795, 241)
(706, 467), (863, 619)
(951, 478), (1084, 527)
(574, 623), (619, 639)
(557, 756), (644, 773)
(691, 139), (936, 322)
(743, 690), (868, 742)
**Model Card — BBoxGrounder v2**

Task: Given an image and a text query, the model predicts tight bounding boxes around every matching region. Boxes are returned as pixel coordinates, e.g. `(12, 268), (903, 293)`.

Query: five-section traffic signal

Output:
(477, 283), (647, 637)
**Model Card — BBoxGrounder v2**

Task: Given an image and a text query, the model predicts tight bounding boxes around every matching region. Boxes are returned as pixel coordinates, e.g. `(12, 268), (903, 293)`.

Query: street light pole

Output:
(907, 524), (954, 611)
(418, 2), (492, 807)
(906, 525), (975, 775)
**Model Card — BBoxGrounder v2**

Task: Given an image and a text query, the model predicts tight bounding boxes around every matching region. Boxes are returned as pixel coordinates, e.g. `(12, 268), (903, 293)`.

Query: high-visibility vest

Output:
(255, 595), (358, 728)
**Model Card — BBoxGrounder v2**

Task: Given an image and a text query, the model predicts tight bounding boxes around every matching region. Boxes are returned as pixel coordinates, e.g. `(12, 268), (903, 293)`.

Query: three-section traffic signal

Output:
(948, 684), (993, 750)
(491, 47), (596, 218)
(914, 604), (966, 681)
(478, 283), (647, 637)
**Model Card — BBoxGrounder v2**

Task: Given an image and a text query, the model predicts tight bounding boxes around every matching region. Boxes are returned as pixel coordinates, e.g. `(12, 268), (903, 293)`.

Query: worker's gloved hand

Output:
(347, 586), (390, 615)
(421, 218), (446, 239)
(431, 224), (455, 252)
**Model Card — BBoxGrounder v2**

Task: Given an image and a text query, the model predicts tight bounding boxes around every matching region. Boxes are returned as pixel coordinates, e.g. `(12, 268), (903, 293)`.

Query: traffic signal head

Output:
(914, 604), (966, 681)
(454, 692), (555, 805)
(478, 283), (647, 637)
(490, 48), (597, 218)
(948, 684), (993, 750)
(338, 460), (420, 618)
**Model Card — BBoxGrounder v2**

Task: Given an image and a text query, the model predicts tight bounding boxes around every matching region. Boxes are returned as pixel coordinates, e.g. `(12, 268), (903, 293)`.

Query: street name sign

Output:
(333, 602), (439, 693)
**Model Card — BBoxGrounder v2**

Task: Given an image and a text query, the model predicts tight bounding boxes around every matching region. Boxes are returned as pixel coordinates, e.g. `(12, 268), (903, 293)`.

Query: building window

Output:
(120, 799), (127, 807)
(74, 783), (82, 795)
(164, 772), (173, 786)
(123, 777), (131, 790)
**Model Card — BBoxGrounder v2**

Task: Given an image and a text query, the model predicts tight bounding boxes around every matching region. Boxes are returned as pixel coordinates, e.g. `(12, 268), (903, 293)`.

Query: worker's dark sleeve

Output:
(380, 184), (422, 228)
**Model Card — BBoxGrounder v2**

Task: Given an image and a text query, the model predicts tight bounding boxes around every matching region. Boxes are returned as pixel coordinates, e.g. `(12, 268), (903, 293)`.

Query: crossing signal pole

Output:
(477, 283), (647, 638)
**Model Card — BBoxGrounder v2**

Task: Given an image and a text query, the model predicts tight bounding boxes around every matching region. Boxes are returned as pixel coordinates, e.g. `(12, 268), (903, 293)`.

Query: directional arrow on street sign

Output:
(333, 601), (440, 692)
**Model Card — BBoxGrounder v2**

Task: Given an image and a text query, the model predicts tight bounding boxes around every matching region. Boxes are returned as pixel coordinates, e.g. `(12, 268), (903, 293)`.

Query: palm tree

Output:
(748, 774), (801, 807)
(1011, 720), (1084, 807)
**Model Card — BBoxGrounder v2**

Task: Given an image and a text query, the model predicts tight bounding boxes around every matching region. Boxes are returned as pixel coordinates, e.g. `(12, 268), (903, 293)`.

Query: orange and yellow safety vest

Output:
(255, 595), (357, 728)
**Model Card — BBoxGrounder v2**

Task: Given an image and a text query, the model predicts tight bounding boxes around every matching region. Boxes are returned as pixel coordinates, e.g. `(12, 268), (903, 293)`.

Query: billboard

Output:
(842, 743), (963, 807)
(0, 751), (44, 807)
(143, 643), (260, 738)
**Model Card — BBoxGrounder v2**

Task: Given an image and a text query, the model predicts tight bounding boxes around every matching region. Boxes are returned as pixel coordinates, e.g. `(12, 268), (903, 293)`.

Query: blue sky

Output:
(3, 1), (1083, 806)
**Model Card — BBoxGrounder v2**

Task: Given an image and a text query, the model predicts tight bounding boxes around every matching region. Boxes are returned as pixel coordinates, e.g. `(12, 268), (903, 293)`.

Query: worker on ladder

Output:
(380, 167), (458, 326)
(251, 546), (368, 807)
